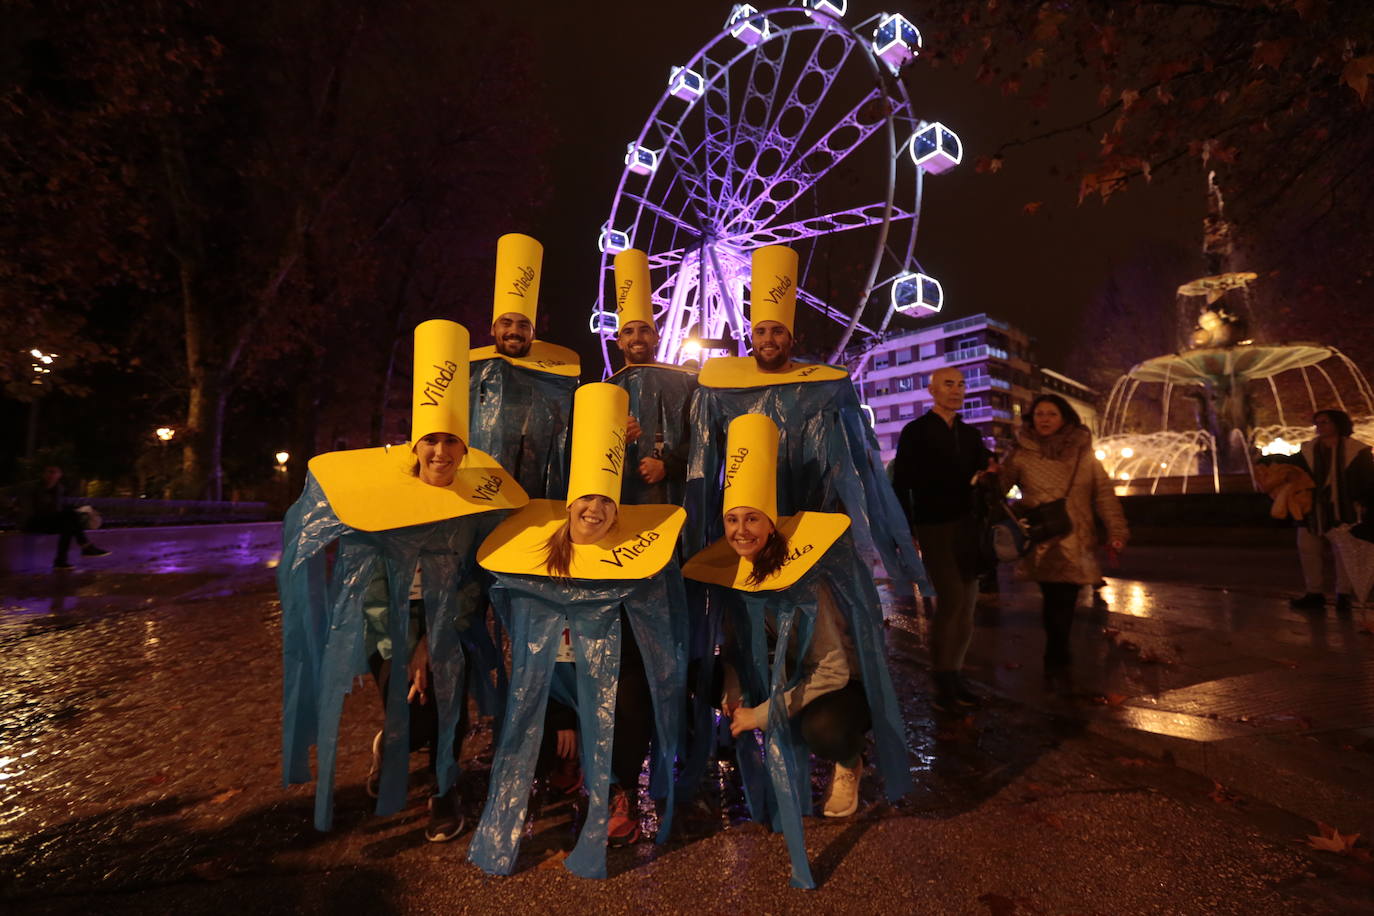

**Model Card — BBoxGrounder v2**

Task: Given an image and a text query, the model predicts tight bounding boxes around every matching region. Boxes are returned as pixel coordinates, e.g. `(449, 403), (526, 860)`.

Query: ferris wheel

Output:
(589, 2), (961, 375)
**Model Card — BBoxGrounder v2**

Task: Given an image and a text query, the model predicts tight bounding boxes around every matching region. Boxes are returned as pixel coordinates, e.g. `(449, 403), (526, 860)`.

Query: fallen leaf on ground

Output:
(210, 788), (243, 805)
(1209, 780), (1241, 806)
(537, 850), (570, 870)
(1308, 822), (1361, 854)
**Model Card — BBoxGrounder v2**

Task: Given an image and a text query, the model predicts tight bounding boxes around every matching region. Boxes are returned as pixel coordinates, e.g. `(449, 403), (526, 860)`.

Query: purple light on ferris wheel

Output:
(727, 4), (770, 45)
(872, 13), (921, 72)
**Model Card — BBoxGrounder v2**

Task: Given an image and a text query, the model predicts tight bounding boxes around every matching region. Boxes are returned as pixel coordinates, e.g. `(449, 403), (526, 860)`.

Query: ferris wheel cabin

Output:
(908, 122), (962, 175)
(872, 13), (921, 72)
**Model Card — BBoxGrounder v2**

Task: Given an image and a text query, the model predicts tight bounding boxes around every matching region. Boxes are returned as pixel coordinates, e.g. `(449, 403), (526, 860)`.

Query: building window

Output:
(917, 373), (929, 388)
(919, 342), (937, 359)
(873, 353), (889, 369)
(893, 347), (912, 366)
(875, 383), (890, 396)
(899, 404), (915, 419)
(964, 396), (984, 410)
(896, 376), (914, 391)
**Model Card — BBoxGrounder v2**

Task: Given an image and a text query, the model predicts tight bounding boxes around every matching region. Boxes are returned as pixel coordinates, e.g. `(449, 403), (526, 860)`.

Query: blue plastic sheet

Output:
(278, 473), (503, 830)
(721, 531), (912, 889)
(469, 357), (577, 501)
(687, 372), (928, 598)
(468, 564), (687, 880)
(608, 365), (698, 509)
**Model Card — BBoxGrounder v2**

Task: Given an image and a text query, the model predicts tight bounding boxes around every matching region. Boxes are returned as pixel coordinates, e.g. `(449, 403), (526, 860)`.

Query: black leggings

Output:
(1038, 581), (1080, 664)
(799, 681), (871, 765)
(368, 649), (468, 776)
(536, 611), (653, 789)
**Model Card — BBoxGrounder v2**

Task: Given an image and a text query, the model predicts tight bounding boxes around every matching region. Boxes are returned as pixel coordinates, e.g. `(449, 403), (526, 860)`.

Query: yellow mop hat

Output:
(565, 382), (629, 508)
(721, 413), (779, 523)
(749, 245), (798, 333)
(614, 248), (655, 331)
(492, 232), (543, 325)
(411, 319), (470, 445)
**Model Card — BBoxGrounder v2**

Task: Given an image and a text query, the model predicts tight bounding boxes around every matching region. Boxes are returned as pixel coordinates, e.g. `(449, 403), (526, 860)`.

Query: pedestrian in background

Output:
(1289, 409), (1374, 614)
(892, 366), (998, 713)
(999, 394), (1127, 675)
(21, 464), (109, 570)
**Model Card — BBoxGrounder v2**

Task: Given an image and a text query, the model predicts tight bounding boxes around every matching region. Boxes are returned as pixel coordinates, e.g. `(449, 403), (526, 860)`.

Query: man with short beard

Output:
(467, 233), (579, 501)
(607, 249), (697, 507)
(686, 245), (926, 611)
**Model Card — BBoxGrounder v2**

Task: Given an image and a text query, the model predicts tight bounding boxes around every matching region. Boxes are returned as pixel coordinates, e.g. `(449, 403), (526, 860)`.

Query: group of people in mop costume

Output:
(279, 233), (923, 888)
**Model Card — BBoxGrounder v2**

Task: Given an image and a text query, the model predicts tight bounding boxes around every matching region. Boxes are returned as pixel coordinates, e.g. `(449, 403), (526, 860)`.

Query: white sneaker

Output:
(822, 759), (863, 818)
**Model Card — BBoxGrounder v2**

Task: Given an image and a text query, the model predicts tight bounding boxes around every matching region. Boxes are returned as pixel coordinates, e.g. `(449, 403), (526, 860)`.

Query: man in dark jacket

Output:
(1290, 409), (1374, 613)
(21, 465), (110, 570)
(892, 367), (995, 712)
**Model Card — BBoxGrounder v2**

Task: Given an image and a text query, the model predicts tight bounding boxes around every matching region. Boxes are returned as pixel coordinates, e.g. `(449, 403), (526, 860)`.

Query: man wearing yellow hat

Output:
(468, 233), (581, 500)
(681, 414), (911, 890)
(279, 319), (527, 841)
(607, 248), (698, 507)
(687, 245), (927, 604)
(469, 383), (687, 880)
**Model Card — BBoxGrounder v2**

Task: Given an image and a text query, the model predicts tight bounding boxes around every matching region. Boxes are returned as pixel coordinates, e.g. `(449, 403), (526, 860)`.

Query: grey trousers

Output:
(915, 520), (980, 672)
(1297, 527), (1352, 595)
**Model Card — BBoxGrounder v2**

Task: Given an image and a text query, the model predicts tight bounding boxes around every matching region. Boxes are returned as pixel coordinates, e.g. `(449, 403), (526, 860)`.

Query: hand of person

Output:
(729, 704), (765, 737)
(556, 728), (577, 760)
(638, 457), (665, 484)
(407, 635), (430, 705)
(625, 415), (642, 443)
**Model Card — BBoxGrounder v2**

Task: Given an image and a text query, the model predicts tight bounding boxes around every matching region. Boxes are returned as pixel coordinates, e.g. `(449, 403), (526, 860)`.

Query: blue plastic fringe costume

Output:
(279, 474), (508, 830)
(607, 364), (698, 508)
(717, 531), (911, 889)
(469, 357), (576, 501)
(467, 567), (687, 879)
(687, 372), (927, 596)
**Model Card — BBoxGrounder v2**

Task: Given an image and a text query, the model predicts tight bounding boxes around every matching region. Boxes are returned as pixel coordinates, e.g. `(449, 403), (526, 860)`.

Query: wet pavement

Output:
(1, 526), (1372, 914)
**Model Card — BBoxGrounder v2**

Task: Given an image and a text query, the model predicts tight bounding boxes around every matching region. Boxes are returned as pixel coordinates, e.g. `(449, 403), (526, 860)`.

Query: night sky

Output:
(515, 0), (1205, 378)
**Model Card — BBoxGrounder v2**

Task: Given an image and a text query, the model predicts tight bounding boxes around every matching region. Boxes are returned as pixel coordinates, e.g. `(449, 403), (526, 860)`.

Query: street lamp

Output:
(24, 348), (60, 459)
(156, 427), (176, 441)
(275, 451), (290, 473)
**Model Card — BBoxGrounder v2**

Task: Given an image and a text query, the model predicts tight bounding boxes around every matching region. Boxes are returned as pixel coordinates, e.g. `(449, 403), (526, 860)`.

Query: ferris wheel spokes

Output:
(727, 201), (916, 250)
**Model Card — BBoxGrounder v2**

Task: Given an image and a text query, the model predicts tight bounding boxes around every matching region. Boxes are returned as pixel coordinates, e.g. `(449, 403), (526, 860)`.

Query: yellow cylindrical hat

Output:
(614, 248), (655, 331)
(411, 319), (470, 445)
(565, 382), (630, 508)
(492, 232), (543, 326)
(721, 413), (779, 523)
(749, 245), (798, 333)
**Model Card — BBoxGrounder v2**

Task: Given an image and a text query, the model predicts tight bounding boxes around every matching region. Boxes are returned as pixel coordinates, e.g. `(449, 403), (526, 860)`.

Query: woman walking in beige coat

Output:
(1000, 394), (1128, 672)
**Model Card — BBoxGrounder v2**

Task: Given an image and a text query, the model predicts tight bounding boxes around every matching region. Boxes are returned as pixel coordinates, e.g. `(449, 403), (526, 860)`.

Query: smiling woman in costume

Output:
(682, 414), (912, 890)
(468, 382), (687, 880)
(278, 319), (528, 840)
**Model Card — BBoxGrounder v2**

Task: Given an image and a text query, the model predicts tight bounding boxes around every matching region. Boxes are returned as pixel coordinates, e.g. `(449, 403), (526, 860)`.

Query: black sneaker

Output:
(1289, 592), (1325, 610)
(53, 560), (74, 570)
(425, 789), (464, 843)
(81, 544), (111, 557)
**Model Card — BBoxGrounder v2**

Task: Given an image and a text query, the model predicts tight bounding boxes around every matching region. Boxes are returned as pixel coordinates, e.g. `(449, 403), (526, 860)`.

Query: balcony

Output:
(944, 345), (1008, 364)
(961, 405), (1013, 422)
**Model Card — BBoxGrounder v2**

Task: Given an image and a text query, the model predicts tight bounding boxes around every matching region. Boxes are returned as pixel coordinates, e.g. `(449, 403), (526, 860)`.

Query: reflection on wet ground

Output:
(0, 538), (1371, 913)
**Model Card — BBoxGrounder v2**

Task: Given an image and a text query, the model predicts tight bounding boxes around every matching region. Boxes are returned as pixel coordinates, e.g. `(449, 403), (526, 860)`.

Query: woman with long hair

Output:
(469, 382), (687, 880)
(683, 414), (911, 889)
(1000, 393), (1128, 672)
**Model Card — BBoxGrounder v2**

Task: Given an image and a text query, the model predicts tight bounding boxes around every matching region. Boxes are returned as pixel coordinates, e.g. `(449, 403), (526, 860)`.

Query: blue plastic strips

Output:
(469, 357), (576, 501)
(468, 564), (687, 880)
(687, 373), (928, 598)
(278, 473), (498, 830)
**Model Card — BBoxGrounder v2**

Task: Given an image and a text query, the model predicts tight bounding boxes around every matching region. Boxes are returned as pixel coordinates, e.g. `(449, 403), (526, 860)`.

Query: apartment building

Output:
(848, 313), (1091, 463)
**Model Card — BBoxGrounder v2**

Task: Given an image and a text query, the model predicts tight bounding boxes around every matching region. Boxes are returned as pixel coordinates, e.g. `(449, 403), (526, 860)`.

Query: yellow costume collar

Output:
(608, 362), (698, 380)
(697, 356), (848, 389)
(470, 340), (580, 378)
(681, 510), (850, 591)
(477, 499), (685, 580)
(309, 444), (528, 532)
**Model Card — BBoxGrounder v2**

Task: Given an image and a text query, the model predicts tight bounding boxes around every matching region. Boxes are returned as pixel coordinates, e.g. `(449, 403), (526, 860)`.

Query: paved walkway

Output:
(890, 543), (1374, 838)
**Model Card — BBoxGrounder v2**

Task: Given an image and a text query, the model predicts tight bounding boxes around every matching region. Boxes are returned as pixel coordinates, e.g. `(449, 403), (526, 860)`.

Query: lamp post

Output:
(24, 349), (59, 461)
(153, 427), (176, 498)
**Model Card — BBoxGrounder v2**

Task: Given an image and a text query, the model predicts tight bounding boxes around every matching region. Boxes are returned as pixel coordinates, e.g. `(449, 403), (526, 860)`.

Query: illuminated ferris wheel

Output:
(589, 2), (961, 375)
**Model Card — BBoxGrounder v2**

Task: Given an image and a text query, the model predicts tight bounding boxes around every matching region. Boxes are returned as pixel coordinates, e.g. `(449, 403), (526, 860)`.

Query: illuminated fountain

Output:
(1094, 172), (1374, 493)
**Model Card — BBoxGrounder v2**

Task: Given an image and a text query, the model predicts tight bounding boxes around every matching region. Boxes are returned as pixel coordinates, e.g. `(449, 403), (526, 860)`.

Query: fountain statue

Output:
(1095, 171), (1373, 493)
